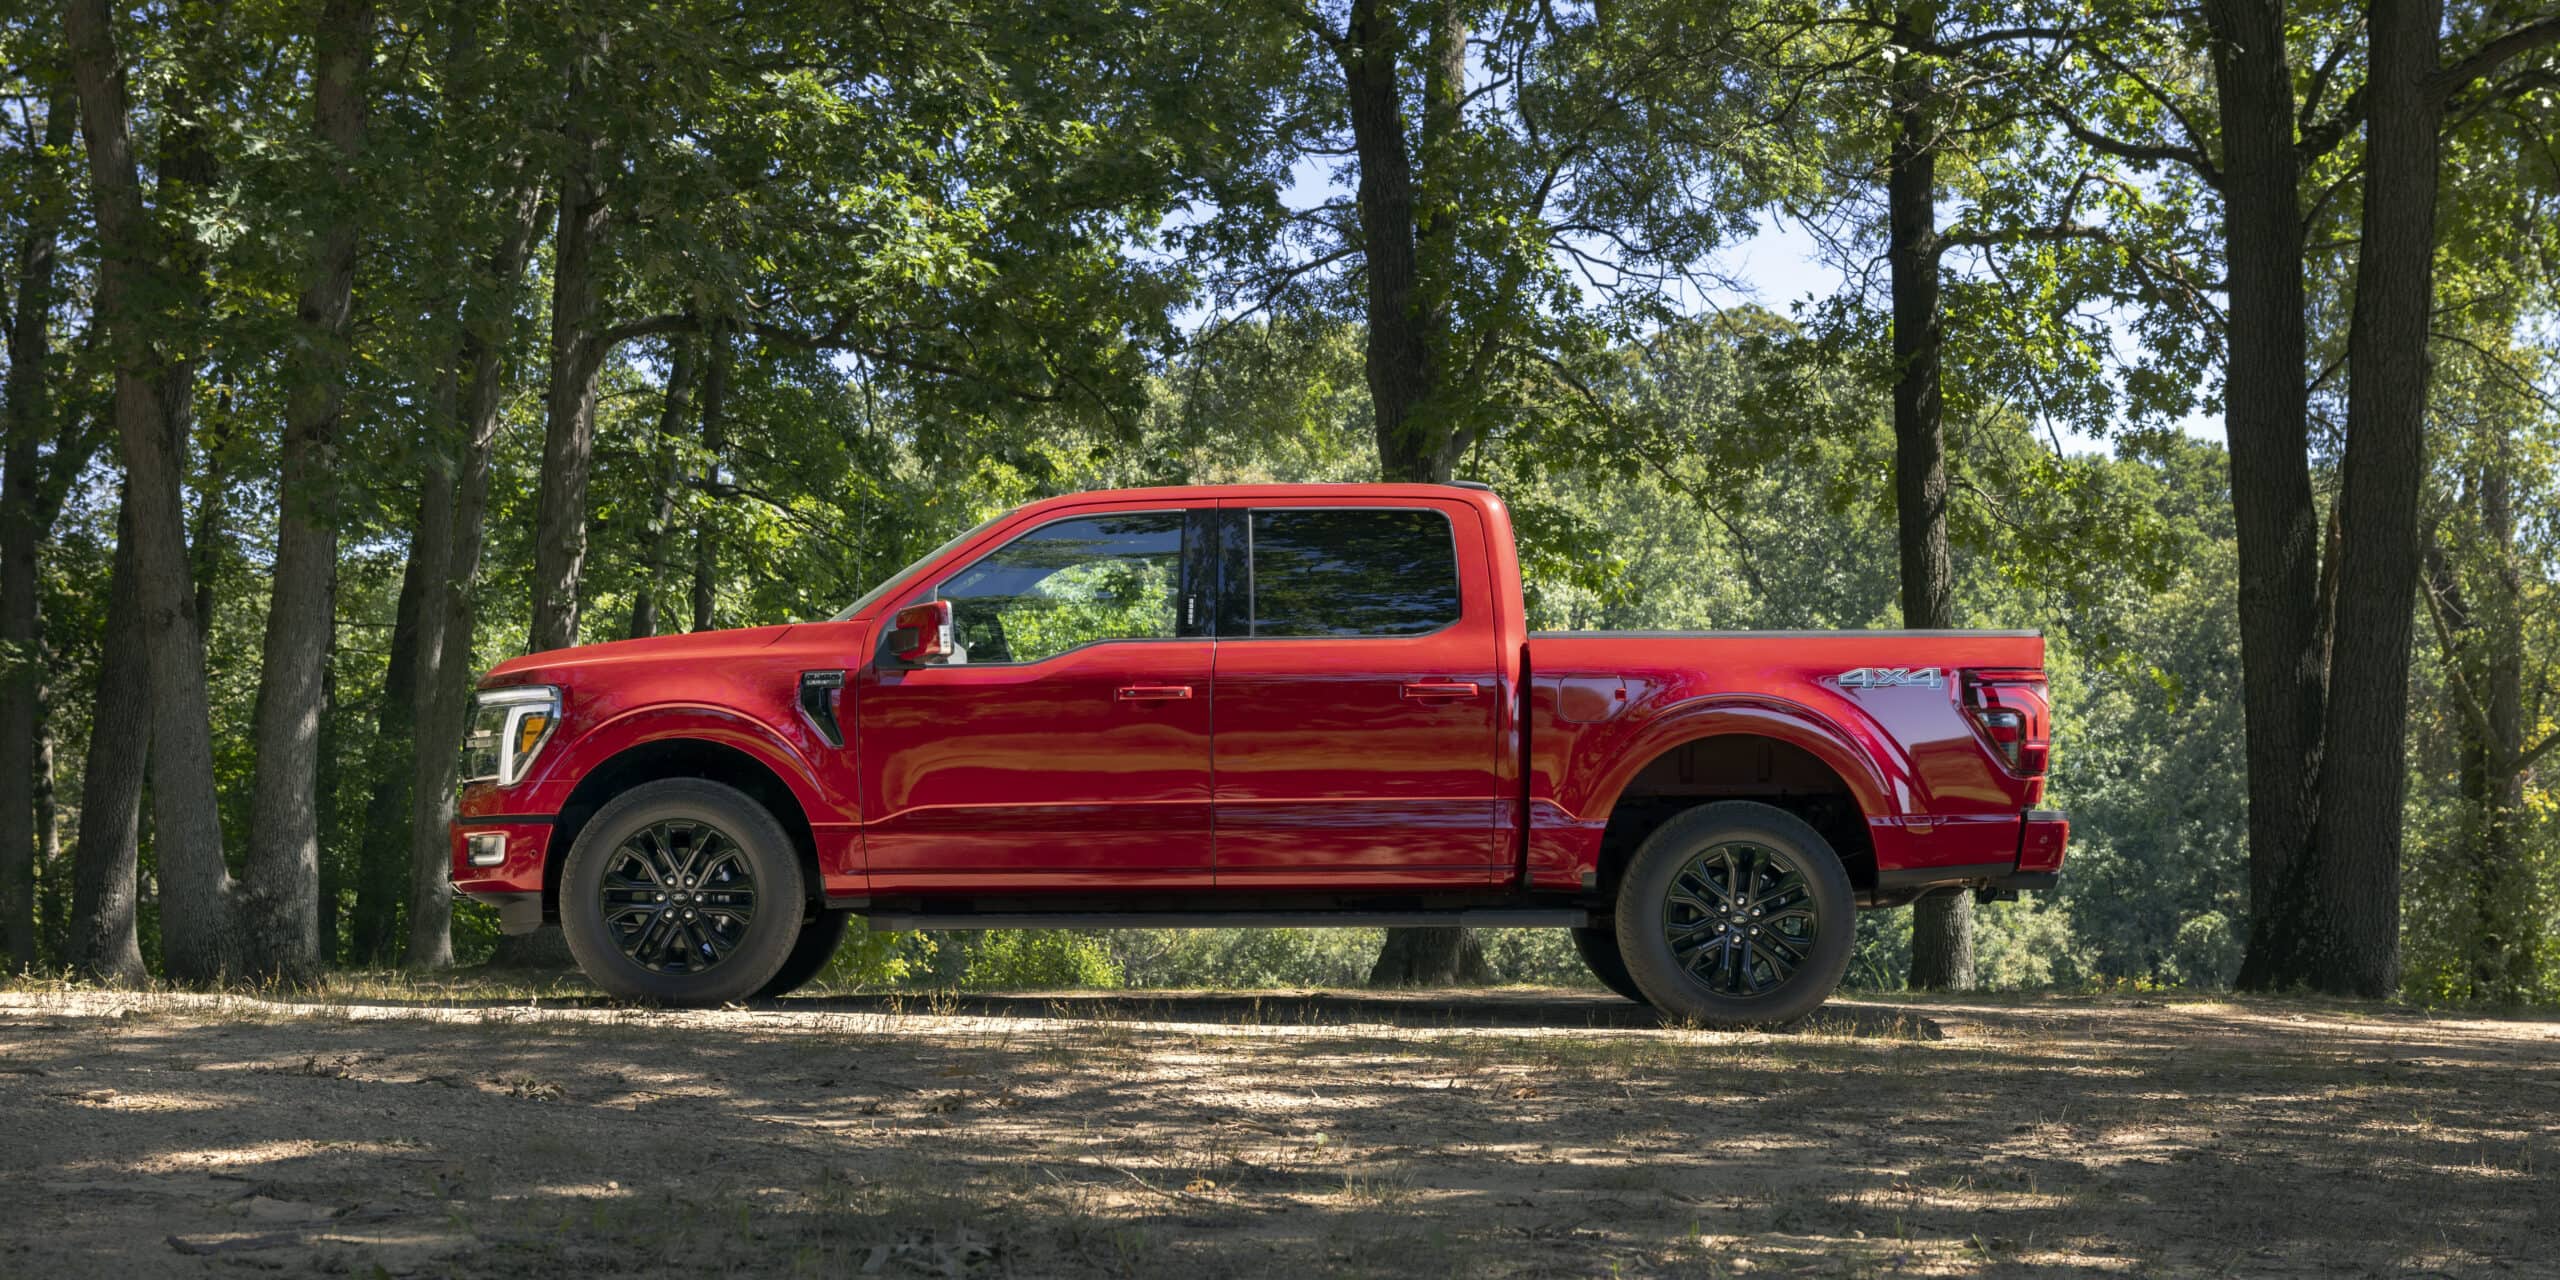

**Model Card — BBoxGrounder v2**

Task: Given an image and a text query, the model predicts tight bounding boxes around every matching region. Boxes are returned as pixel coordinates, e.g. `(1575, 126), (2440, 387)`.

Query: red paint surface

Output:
(450, 483), (2067, 908)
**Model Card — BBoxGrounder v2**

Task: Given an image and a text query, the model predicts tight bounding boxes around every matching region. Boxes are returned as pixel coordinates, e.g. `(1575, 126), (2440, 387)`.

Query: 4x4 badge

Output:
(1837, 667), (1943, 689)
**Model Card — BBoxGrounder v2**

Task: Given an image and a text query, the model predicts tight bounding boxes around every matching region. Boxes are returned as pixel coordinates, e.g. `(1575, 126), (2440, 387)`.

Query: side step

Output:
(861, 908), (1590, 932)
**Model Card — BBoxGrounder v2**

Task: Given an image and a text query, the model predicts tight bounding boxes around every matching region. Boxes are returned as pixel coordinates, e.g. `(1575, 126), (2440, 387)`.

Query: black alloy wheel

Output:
(560, 778), (806, 1004)
(1660, 839), (1820, 998)
(599, 819), (760, 974)
(1615, 801), (1855, 1026)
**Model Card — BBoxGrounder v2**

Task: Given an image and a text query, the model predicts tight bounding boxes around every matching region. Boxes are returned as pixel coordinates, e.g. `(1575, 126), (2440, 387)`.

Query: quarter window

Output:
(934, 512), (1185, 663)
(1244, 508), (1461, 637)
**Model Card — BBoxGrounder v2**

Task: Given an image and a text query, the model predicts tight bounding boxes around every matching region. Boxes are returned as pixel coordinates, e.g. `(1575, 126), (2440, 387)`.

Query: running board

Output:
(860, 908), (1590, 932)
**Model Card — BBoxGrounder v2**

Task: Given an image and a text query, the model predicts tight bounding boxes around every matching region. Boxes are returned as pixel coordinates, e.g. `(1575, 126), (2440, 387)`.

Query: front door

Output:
(1209, 499), (1505, 888)
(856, 505), (1216, 891)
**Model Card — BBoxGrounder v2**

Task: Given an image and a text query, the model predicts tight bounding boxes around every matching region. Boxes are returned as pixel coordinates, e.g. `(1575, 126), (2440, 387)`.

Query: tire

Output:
(1572, 924), (1651, 1006)
(755, 909), (852, 1000)
(560, 778), (807, 1004)
(1615, 801), (1856, 1027)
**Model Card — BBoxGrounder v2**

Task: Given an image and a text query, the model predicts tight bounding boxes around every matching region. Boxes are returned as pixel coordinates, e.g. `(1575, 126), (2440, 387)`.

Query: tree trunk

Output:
(2302, 0), (2443, 998)
(407, 180), (548, 968)
(2201, 0), (2329, 993)
(1886, 0), (1971, 992)
(690, 333), (728, 632)
(67, 0), (238, 982)
(1335, 0), (1487, 983)
(628, 341), (698, 639)
(2458, 446), (2527, 1000)
(0, 79), (75, 970)
(65, 499), (149, 984)
(351, 514), (432, 963)
(527, 131), (611, 654)
(238, 0), (373, 984)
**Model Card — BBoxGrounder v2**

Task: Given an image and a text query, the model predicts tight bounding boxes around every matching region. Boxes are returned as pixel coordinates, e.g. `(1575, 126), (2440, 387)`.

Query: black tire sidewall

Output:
(754, 909), (853, 1000)
(1572, 924), (1650, 1006)
(1615, 801), (1856, 1027)
(560, 778), (808, 1004)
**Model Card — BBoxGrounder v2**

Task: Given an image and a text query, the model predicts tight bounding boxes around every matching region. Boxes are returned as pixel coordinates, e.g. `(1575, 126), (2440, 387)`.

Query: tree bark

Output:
(1336, 0), (1486, 985)
(2202, 0), (2329, 993)
(527, 128), (611, 654)
(690, 333), (728, 632)
(628, 341), (698, 639)
(1887, 0), (1971, 991)
(66, 0), (238, 981)
(2460, 447), (2526, 1000)
(2302, 0), (2443, 998)
(0, 78), (75, 970)
(407, 181), (548, 967)
(64, 499), (149, 984)
(239, 0), (374, 984)
(350, 511), (432, 964)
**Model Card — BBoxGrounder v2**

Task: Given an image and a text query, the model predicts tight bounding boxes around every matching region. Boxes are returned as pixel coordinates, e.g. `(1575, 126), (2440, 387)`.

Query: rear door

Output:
(1209, 498), (1504, 888)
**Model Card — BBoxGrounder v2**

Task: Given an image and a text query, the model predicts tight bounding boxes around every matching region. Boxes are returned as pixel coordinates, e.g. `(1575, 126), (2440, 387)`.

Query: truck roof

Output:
(1005, 481), (1506, 516)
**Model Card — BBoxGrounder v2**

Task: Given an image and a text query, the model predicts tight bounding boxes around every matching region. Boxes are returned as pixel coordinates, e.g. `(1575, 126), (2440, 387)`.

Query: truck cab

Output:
(452, 483), (2065, 1023)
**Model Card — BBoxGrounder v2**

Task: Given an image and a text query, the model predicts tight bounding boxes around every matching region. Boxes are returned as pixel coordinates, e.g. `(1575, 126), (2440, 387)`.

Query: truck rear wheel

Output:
(755, 909), (852, 999)
(1571, 924), (1650, 1006)
(560, 778), (806, 1005)
(1614, 801), (1854, 1027)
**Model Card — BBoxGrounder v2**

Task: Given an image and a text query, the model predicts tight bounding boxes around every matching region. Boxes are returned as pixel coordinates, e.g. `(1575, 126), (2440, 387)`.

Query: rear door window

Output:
(1240, 508), (1461, 638)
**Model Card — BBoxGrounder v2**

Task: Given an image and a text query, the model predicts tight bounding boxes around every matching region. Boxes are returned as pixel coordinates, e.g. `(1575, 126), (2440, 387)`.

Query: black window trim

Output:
(1220, 504), (1468, 642)
(899, 506), (1201, 668)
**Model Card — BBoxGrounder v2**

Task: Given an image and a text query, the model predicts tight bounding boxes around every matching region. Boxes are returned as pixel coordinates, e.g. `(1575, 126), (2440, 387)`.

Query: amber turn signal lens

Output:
(514, 712), (550, 757)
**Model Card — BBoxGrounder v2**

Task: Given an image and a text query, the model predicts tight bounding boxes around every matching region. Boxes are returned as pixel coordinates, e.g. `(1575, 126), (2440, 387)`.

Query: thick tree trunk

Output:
(239, 0), (373, 983)
(65, 501), (149, 984)
(1887, 0), (1971, 991)
(67, 0), (237, 981)
(1342, 0), (1437, 483)
(690, 334), (728, 632)
(2303, 0), (2443, 998)
(1338, 0), (1487, 983)
(0, 81), (75, 970)
(2202, 0), (2329, 993)
(628, 342), (697, 639)
(407, 181), (547, 967)
(527, 136), (610, 654)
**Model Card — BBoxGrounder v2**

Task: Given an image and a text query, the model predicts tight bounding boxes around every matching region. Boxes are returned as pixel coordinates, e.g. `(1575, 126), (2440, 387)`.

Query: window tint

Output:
(935, 512), (1184, 663)
(1246, 508), (1461, 637)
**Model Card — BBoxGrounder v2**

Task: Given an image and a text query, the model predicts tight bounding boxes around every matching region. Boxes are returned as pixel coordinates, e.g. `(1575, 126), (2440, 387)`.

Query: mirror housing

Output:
(886, 599), (954, 666)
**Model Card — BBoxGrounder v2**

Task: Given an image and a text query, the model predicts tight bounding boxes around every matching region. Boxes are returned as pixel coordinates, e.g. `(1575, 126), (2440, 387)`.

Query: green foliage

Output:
(821, 923), (938, 991)
(959, 931), (1124, 991)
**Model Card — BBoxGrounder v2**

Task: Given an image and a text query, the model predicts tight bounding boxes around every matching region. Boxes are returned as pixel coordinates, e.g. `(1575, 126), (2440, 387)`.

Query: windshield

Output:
(828, 512), (1010, 622)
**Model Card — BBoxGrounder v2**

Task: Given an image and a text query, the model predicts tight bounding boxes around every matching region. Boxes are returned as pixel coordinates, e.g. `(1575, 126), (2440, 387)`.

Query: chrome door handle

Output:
(1116, 685), (1194, 701)
(1401, 681), (1481, 701)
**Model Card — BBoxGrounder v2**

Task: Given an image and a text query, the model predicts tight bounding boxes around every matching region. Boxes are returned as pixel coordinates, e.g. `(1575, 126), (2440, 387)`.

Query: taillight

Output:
(1963, 668), (2050, 780)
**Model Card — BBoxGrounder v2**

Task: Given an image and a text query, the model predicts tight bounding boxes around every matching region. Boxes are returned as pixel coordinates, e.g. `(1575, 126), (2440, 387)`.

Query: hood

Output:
(481, 624), (803, 686)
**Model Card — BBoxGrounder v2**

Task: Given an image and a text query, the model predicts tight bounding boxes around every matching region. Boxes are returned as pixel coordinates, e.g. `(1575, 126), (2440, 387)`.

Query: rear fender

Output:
(1531, 693), (1910, 889)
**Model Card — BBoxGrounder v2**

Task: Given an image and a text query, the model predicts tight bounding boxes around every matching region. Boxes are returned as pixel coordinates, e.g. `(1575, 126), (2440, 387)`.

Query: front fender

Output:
(464, 702), (844, 826)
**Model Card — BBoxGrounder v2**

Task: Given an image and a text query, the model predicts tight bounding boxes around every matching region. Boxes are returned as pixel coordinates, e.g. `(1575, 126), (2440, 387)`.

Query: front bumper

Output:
(449, 813), (555, 932)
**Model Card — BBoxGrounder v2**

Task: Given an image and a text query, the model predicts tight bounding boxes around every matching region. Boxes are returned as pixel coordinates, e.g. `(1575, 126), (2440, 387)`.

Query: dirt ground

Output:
(2, 985), (2556, 1277)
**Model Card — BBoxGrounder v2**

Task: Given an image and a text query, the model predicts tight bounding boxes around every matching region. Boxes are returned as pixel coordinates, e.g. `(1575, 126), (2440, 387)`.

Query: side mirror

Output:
(886, 599), (954, 666)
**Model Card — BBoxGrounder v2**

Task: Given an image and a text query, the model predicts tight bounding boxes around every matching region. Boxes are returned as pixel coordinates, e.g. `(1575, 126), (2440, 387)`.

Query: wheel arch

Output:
(544, 735), (824, 924)
(1580, 698), (1892, 898)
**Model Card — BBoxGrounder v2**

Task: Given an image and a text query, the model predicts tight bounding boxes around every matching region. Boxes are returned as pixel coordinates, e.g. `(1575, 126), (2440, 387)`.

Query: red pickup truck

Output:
(452, 483), (2064, 1023)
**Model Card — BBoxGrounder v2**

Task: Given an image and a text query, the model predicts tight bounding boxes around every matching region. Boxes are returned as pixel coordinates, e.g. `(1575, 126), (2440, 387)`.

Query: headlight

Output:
(460, 685), (561, 787)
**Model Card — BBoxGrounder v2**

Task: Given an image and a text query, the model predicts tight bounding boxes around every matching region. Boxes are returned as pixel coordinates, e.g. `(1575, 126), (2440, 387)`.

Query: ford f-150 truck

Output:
(452, 483), (2065, 1023)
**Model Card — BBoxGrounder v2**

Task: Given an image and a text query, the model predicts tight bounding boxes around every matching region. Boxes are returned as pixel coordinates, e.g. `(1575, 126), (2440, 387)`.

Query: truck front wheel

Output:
(1571, 924), (1650, 1006)
(560, 778), (807, 1004)
(1614, 801), (1855, 1027)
